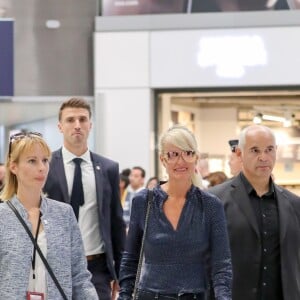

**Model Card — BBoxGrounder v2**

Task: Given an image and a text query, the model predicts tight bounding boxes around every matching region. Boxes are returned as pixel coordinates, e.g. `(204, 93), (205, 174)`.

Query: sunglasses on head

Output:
(8, 132), (43, 157)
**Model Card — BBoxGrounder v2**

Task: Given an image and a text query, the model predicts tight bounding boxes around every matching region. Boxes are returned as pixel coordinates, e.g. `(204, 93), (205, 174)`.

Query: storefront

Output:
(94, 11), (300, 190)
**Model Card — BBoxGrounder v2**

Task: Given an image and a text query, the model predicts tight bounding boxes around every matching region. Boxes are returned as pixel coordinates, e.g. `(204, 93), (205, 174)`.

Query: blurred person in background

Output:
(197, 157), (210, 189)
(121, 168), (131, 178)
(123, 166), (145, 227)
(145, 176), (159, 189)
(206, 171), (228, 187)
(120, 174), (130, 208)
(228, 139), (242, 177)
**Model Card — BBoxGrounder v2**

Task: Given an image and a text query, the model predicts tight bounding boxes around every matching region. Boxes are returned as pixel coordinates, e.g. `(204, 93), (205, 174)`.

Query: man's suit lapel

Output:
(231, 176), (261, 239)
(90, 152), (104, 213)
(275, 185), (289, 243)
(54, 149), (70, 203)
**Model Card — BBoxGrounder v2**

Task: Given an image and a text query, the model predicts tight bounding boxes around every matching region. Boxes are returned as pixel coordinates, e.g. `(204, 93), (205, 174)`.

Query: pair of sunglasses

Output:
(8, 132), (43, 157)
(164, 150), (196, 163)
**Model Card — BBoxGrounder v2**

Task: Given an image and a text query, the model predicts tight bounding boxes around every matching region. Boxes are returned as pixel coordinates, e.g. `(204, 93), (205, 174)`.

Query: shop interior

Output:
(157, 89), (300, 194)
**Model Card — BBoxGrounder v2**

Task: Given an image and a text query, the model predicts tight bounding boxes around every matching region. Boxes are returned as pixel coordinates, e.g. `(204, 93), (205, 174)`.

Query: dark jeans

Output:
(87, 254), (112, 300)
(136, 290), (205, 300)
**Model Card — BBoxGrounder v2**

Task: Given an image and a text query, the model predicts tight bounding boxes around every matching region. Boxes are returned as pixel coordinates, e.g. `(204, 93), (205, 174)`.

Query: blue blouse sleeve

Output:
(206, 193), (232, 300)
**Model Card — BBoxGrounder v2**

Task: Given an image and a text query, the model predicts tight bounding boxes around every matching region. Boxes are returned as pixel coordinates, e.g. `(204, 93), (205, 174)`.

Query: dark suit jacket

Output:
(43, 148), (126, 280)
(209, 173), (300, 300)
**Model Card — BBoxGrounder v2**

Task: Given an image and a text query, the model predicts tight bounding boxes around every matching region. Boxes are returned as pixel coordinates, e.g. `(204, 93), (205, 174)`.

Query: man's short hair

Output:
(228, 139), (239, 153)
(59, 97), (92, 121)
(132, 166), (146, 178)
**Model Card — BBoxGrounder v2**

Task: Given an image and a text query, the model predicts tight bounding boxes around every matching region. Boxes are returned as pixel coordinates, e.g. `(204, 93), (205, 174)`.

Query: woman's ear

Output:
(9, 162), (17, 175)
(160, 155), (166, 167)
(58, 122), (63, 133)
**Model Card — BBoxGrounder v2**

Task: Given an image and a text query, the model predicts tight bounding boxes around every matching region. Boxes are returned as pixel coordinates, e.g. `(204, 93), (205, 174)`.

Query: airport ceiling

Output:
(0, 101), (60, 127)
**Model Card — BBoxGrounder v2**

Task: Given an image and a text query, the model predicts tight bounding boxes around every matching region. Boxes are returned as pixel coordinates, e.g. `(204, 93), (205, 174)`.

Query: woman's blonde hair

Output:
(159, 124), (203, 188)
(0, 133), (51, 201)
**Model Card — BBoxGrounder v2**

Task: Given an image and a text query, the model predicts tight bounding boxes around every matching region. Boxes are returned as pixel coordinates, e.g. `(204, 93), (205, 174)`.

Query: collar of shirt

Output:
(239, 172), (275, 197)
(127, 185), (145, 194)
(61, 146), (91, 165)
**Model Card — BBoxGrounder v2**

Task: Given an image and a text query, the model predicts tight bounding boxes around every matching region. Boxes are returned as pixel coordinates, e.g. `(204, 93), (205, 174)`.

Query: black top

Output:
(241, 173), (283, 300)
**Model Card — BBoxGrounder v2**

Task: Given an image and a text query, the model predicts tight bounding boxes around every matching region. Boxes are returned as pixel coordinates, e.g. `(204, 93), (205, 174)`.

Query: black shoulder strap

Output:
(7, 200), (68, 300)
(133, 189), (153, 300)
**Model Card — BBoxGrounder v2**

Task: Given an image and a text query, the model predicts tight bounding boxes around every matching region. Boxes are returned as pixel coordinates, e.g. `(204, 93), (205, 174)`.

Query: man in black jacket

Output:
(209, 125), (300, 300)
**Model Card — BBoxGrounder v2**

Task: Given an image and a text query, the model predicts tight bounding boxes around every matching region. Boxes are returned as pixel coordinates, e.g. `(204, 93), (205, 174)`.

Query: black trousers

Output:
(136, 290), (205, 300)
(87, 254), (112, 300)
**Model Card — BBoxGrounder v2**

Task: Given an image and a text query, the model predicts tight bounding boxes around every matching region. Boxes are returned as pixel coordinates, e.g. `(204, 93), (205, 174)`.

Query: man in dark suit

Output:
(209, 124), (300, 300)
(44, 97), (126, 300)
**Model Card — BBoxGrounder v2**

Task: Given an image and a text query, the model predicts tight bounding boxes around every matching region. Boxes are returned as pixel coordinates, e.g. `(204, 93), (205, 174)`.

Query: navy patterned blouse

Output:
(118, 184), (232, 300)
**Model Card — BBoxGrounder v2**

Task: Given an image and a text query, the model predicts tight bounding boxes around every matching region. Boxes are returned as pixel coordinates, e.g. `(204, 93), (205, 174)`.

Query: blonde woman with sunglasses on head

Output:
(118, 124), (232, 300)
(0, 132), (98, 300)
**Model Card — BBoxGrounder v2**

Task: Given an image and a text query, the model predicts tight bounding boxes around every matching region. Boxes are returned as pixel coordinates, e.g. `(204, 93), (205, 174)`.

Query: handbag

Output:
(132, 189), (153, 300)
(7, 200), (68, 300)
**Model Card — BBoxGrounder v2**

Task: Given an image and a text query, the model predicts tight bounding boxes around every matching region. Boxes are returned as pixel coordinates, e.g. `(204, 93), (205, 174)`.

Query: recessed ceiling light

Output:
(45, 20), (61, 29)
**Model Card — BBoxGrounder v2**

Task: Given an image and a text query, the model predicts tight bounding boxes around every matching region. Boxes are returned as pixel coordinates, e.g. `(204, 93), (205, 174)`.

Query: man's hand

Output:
(111, 280), (120, 300)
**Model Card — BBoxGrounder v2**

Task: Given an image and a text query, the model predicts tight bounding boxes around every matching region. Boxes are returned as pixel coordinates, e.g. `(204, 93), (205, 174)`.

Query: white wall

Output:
(94, 90), (152, 174)
(94, 32), (155, 177)
(198, 107), (238, 155)
(10, 117), (61, 151)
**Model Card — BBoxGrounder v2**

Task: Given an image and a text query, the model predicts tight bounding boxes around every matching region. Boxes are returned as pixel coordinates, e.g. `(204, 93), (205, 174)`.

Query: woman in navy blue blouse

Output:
(118, 124), (232, 300)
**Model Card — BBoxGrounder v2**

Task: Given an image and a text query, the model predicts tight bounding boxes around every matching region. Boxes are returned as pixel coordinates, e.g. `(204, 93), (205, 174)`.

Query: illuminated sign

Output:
(197, 35), (267, 78)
